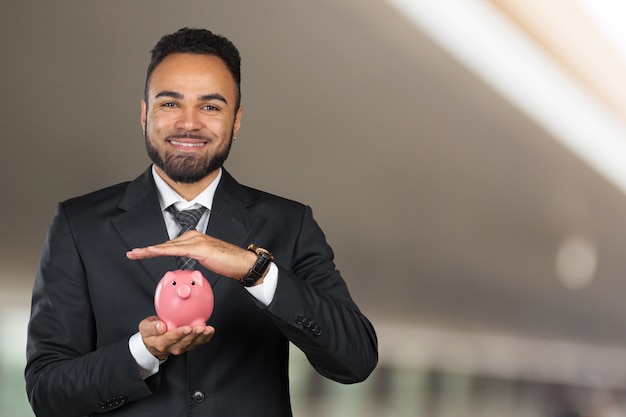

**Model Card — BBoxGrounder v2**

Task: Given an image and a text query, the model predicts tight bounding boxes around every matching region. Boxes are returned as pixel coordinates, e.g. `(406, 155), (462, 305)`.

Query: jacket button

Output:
(114, 395), (127, 405)
(192, 391), (205, 403)
(295, 314), (304, 325)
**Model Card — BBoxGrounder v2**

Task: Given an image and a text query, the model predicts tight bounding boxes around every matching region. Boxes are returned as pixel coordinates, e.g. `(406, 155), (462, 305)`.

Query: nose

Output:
(177, 284), (191, 299)
(175, 108), (203, 131)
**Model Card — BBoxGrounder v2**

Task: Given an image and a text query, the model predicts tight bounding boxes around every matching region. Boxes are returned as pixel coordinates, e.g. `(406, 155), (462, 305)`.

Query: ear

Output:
(233, 106), (243, 138)
(141, 99), (147, 133)
(162, 271), (175, 283)
(191, 270), (204, 285)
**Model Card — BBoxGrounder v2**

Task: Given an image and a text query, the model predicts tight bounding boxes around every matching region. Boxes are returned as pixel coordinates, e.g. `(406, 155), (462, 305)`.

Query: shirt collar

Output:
(151, 165), (222, 212)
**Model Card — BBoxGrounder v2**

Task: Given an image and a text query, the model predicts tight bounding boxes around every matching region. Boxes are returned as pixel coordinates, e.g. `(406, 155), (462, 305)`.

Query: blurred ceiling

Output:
(4, 0), (626, 383)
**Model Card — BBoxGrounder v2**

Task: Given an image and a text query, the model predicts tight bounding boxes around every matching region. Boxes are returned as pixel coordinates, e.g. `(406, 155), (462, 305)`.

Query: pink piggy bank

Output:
(154, 270), (214, 330)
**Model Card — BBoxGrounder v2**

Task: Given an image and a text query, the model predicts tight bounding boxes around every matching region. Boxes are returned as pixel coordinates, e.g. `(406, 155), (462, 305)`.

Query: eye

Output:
(191, 281), (196, 286)
(162, 102), (178, 108)
(171, 281), (177, 286)
(201, 104), (219, 111)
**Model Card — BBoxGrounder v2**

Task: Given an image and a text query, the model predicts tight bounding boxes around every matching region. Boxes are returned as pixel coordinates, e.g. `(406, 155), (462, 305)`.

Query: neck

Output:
(154, 166), (220, 201)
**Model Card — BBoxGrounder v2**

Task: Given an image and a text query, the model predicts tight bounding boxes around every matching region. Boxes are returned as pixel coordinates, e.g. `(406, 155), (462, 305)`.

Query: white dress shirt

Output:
(129, 166), (278, 378)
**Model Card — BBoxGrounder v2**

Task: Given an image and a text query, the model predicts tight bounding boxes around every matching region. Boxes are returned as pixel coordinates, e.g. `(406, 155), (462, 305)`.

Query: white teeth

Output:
(170, 140), (204, 147)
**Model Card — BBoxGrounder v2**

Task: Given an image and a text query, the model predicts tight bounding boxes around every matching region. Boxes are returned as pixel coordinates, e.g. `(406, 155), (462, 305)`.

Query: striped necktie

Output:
(166, 205), (207, 269)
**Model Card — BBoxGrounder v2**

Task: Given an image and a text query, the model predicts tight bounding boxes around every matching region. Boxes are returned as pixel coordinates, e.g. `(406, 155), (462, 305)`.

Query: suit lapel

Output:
(208, 170), (260, 245)
(200, 169), (263, 286)
(112, 168), (178, 284)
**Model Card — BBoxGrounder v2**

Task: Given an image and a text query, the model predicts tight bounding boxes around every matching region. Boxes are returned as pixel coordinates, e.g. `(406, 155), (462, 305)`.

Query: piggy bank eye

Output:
(191, 281), (196, 286)
(171, 281), (177, 286)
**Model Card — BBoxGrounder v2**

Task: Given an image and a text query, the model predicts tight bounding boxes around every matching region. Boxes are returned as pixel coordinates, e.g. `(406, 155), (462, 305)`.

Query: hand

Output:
(126, 230), (257, 280)
(139, 316), (215, 360)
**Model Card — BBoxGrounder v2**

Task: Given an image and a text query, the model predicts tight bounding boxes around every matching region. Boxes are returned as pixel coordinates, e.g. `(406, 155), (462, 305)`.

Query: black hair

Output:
(144, 27), (241, 108)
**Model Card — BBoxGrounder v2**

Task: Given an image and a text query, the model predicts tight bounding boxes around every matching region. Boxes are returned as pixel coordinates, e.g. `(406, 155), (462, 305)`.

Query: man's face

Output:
(141, 53), (242, 184)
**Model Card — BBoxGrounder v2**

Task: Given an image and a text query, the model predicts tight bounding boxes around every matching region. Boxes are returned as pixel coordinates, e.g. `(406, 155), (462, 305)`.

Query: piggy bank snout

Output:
(177, 284), (192, 299)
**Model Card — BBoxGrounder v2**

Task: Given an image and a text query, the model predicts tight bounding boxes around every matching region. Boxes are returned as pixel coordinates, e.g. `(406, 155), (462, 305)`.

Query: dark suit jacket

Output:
(25, 167), (378, 417)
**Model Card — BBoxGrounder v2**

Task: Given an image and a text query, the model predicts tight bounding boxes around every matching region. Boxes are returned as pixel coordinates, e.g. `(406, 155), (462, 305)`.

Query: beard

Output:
(145, 131), (233, 184)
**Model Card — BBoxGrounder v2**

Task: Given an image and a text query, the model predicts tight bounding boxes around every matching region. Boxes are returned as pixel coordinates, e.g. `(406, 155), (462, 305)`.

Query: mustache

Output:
(166, 132), (211, 141)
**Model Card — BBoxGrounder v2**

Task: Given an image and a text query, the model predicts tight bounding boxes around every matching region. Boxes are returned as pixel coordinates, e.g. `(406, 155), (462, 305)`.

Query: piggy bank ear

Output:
(191, 270), (204, 285)
(162, 271), (176, 283)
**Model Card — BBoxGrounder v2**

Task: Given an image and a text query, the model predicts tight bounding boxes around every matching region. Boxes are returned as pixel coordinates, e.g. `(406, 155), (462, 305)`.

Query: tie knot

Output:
(167, 205), (207, 234)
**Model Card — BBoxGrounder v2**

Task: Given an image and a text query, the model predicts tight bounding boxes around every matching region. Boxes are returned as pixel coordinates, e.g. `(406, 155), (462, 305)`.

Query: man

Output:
(25, 28), (378, 417)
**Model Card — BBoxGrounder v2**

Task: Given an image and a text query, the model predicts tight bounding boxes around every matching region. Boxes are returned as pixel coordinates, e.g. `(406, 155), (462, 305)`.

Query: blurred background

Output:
(4, 0), (626, 415)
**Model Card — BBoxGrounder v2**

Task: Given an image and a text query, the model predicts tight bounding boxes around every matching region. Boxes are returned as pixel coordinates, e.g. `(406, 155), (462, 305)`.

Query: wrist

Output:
(129, 332), (161, 378)
(239, 244), (274, 287)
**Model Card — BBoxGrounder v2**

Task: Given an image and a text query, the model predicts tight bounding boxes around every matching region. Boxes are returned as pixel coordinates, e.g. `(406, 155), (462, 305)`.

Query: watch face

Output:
(247, 244), (274, 260)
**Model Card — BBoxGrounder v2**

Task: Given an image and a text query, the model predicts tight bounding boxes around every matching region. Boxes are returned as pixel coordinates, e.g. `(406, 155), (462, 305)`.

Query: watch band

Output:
(240, 244), (274, 287)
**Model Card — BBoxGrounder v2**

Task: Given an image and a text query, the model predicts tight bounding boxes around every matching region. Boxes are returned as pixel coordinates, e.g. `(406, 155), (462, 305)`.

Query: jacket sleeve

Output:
(25, 203), (153, 417)
(265, 205), (378, 383)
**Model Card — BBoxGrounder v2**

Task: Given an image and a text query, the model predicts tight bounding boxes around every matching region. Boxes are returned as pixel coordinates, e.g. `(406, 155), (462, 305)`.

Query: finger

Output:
(128, 245), (198, 261)
(166, 326), (215, 355)
(138, 316), (166, 336)
(126, 246), (162, 260)
(157, 325), (211, 343)
(126, 234), (206, 260)
(139, 319), (190, 359)
(191, 325), (215, 338)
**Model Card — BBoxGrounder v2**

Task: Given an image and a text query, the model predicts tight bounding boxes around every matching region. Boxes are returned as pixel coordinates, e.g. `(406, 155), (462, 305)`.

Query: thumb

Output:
(155, 321), (166, 334)
(139, 315), (167, 336)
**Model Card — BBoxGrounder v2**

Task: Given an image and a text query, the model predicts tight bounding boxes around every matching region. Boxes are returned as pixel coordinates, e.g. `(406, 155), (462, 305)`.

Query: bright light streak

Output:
(387, 0), (626, 195)
(577, 0), (626, 66)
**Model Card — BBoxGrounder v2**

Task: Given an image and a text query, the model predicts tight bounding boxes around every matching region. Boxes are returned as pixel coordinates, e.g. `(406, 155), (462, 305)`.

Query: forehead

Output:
(147, 53), (237, 100)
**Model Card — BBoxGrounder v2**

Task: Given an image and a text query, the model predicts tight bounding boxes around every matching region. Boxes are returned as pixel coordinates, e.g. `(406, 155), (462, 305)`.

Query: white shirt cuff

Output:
(129, 332), (161, 379)
(244, 262), (278, 306)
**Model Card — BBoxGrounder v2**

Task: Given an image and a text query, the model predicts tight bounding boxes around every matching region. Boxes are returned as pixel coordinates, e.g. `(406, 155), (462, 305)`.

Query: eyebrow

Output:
(154, 91), (228, 105)
(200, 93), (228, 105)
(155, 90), (183, 100)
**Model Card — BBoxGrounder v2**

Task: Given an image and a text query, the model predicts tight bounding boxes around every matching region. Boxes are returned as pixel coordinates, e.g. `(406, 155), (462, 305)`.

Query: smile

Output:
(169, 140), (207, 148)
